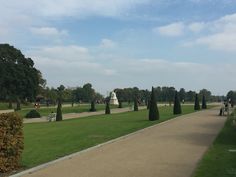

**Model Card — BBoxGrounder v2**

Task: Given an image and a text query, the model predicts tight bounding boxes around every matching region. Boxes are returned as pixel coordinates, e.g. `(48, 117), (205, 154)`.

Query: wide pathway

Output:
(15, 108), (226, 177)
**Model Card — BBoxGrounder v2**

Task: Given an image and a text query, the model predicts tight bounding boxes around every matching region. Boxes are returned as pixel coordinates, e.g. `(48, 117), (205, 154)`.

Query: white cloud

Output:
(39, 0), (151, 18)
(1, 0), (151, 19)
(100, 39), (116, 49)
(26, 45), (120, 88)
(0, 0), (152, 45)
(195, 33), (236, 51)
(187, 13), (236, 52)
(30, 27), (68, 37)
(28, 45), (91, 62)
(188, 22), (205, 33)
(26, 44), (236, 95)
(153, 22), (185, 37)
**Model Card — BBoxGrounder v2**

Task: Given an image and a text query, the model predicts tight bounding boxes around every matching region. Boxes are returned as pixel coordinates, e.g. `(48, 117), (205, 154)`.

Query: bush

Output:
(202, 95), (207, 109)
(147, 100), (150, 110)
(118, 101), (122, 108)
(194, 94), (200, 110)
(134, 98), (138, 111)
(25, 109), (41, 118)
(0, 113), (24, 173)
(173, 91), (182, 115)
(105, 102), (110, 114)
(90, 101), (96, 112)
(56, 99), (62, 121)
(149, 87), (159, 121)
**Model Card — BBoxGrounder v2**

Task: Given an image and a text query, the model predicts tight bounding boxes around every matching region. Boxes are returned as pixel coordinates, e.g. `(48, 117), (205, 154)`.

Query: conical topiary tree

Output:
(202, 95), (207, 109)
(134, 97), (138, 111)
(56, 99), (62, 121)
(173, 91), (182, 114)
(105, 101), (111, 114)
(149, 87), (159, 121)
(90, 100), (96, 112)
(118, 101), (122, 108)
(194, 94), (200, 110)
(147, 99), (150, 110)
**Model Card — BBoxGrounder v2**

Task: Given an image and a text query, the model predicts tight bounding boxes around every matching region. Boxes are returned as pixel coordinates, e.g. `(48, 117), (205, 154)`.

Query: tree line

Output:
(0, 43), (223, 110)
(115, 87), (221, 105)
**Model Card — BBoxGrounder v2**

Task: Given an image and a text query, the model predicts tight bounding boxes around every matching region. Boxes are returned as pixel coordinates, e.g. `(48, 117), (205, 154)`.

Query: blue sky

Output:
(1, 0), (236, 95)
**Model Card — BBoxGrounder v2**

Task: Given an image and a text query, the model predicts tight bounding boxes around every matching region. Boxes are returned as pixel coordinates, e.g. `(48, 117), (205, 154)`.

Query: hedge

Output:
(25, 109), (41, 118)
(0, 113), (24, 173)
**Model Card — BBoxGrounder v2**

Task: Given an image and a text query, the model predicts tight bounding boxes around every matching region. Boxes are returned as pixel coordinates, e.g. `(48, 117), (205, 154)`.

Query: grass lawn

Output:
(0, 102), (35, 110)
(21, 105), (204, 168)
(193, 110), (236, 177)
(17, 103), (128, 118)
(0, 102), (9, 110)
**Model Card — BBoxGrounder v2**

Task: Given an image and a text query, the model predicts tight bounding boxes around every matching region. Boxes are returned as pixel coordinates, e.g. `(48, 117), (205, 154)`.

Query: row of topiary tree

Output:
(148, 88), (207, 121)
(54, 87), (208, 121)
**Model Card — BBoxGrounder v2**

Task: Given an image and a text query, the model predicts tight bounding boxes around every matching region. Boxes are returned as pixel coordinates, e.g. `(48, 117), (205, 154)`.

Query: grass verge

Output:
(17, 104), (129, 118)
(193, 110), (236, 177)
(21, 105), (203, 168)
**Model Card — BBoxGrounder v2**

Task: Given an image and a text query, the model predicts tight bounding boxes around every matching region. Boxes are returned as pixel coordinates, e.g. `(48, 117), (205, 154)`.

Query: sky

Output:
(1, 0), (236, 96)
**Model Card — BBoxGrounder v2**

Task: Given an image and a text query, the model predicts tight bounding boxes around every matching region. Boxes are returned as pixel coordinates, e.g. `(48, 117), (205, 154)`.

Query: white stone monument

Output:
(110, 91), (119, 105)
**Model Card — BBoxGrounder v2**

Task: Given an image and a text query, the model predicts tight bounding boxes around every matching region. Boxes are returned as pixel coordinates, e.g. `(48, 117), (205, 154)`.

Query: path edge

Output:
(10, 109), (213, 177)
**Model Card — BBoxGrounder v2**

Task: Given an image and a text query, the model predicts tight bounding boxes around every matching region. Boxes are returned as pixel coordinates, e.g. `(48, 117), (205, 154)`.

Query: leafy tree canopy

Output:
(0, 44), (44, 102)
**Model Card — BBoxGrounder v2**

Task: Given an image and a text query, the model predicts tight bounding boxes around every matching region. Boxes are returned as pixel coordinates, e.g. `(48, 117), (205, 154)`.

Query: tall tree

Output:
(179, 88), (186, 103)
(173, 91), (182, 114)
(186, 90), (196, 102)
(202, 95), (207, 109)
(199, 89), (211, 102)
(149, 87), (159, 121)
(227, 90), (236, 107)
(83, 83), (95, 102)
(194, 94), (200, 110)
(0, 44), (43, 109)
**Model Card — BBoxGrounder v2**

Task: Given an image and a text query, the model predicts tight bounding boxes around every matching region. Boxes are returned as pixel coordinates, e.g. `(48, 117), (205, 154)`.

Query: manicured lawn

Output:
(17, 104), (128, 118)
(0, 102), (34, 110)
(0, 102), (9, 110)
(22, 105), (201, 168)
(193, 110), (236, 177)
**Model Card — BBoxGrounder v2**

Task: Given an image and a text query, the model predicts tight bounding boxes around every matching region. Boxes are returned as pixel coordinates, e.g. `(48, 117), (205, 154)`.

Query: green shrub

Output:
(202, 95), (207, 109)
(149, 87), (159, 121)
(25, 109), (41, 118)
(0, 113), (24, 173)
(194, 94), (200, 110)
(90, 101), (96, 112)
(56, 99), (62, 121)
(118, 101), (122, 108)
(105, 102), (110, 114)
(147, 100), (150, 110)
(173, 91), (182, 115)
(134, 98), (138, 111)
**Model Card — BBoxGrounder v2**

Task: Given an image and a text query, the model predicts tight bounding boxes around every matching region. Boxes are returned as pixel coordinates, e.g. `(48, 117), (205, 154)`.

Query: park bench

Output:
(47, 113), (56, 122)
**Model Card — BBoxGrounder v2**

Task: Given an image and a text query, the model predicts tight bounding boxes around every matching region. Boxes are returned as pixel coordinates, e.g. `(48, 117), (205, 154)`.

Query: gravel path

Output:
(23, 106), (147, 124)
(14, 107), (226, 177)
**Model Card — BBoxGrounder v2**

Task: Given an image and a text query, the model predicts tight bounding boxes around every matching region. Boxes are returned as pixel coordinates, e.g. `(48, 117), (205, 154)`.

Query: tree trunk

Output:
(8, 100), (13, 109)
(16, 98), (21, 110)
